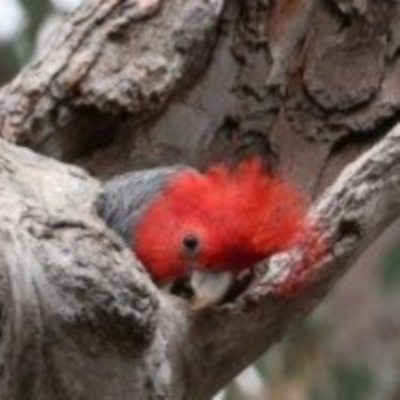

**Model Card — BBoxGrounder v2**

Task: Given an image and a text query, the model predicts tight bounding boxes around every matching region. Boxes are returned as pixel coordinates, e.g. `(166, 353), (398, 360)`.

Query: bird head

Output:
(134, 158), (309, 307)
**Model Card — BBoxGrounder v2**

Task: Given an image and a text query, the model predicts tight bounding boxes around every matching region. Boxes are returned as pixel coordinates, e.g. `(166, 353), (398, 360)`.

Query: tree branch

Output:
(0, 0), (400, 399)
(182, 123), (400, 399)
(1, 120), (399, 399)
(0, 139), (163, 398)
(0, 0), (224, 159)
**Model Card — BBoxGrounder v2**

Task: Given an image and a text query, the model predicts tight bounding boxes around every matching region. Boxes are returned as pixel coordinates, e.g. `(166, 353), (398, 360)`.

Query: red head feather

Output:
(134, 158), (311, 283)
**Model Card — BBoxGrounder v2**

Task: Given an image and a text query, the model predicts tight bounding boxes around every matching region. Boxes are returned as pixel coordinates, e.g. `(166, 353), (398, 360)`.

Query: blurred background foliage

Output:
(1, 1), (400, 399)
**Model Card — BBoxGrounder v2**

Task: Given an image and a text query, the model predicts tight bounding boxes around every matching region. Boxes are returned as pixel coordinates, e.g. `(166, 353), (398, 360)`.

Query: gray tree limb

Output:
(0, 0), (400, 399)
(0, 121), (399, 399)
(0, 0), (224, 160)
(185, 124), (400, 399)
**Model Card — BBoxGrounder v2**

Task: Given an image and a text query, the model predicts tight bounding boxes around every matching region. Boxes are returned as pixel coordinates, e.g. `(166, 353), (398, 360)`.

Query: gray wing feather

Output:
(97, 166), (188, 244)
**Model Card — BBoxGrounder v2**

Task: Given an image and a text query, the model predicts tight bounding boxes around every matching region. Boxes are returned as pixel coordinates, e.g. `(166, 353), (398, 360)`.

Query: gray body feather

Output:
(97, 166), (188, 244)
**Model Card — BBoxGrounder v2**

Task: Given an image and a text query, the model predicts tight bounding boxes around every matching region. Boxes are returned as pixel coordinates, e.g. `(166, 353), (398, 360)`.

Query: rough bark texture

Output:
(0, 0), (400, 399)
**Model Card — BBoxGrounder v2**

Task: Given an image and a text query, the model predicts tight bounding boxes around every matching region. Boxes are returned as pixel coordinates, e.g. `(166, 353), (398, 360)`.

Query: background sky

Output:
(0, 0), (82, 41)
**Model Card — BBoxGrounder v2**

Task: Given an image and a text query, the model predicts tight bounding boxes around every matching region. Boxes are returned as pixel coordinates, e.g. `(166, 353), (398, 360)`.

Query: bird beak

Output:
(190, 271), (234, 310)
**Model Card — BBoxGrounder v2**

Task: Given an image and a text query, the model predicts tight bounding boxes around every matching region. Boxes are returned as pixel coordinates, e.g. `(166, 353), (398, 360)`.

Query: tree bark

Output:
(0, 0), (400, 399)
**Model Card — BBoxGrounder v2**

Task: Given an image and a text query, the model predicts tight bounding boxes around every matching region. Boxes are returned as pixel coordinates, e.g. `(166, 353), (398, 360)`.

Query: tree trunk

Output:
(0, 0), (399, 398)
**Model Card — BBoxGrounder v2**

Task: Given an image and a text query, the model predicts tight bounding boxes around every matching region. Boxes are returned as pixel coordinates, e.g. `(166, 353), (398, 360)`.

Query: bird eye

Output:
(182, 234), (200, 254)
